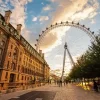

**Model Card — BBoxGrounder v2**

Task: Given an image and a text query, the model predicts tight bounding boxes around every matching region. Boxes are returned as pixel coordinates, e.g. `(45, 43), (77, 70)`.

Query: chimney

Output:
(39, 50), (42, 56)
(5, 10), (12, 24)
(42, 53), (44, 58)
(17, 24), (22, 35)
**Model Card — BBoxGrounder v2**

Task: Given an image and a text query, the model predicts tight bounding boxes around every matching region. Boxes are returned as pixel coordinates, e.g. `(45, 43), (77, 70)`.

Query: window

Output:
(11, 45), (13, 49)
(13, 48), (18, 60)
(18, 65), (20, 72)
(5, 72), (8, 79)
(7, 61), (9, 69)
(0, 31), (3, 35)
(21, 67), (24, 73)
(12, 62), (16, 70)
(20, 52), (22, 55)
(19, 57), (21, 61)
(8, 52), (11, 57)
(22, 76), (23, 80)
(25, 76), (26, 80)
(0, 41), (5, 46)
(0, 48), (2, 54)
(17, 74), (19, 80)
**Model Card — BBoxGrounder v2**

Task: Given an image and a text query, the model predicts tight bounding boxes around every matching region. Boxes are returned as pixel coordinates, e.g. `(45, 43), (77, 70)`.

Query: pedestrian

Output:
(66, 80), (68, 85)
(64, 80), (66, 86)
(93, 80), (98, 92)
(60, 80), (62, 87)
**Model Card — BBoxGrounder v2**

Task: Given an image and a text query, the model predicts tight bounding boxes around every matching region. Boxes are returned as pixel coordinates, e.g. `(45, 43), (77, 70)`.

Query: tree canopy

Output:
(69, 35), (100, 79)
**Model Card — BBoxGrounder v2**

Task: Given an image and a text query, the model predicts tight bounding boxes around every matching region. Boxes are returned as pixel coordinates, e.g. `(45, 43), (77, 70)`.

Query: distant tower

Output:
(61, 42), (75, 82)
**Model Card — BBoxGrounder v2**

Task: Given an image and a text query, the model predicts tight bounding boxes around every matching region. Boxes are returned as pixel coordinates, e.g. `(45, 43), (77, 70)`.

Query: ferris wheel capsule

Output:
(51, 25), (53, 27)
(55, 23), (58, 25)
(92, 32), (94, 34)
(72, 21), (74, 24)
(46, 27), (48, 30)
(83, 25), (85, 27)
(42, 31), (44, 33)
(87, 28), (90, 30)
(66, 21), (68, 23)
(77, 22), (79, 25)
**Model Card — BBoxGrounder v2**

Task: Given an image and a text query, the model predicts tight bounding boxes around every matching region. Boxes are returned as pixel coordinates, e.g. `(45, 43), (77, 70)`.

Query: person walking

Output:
(93, 80), (98, 92)
(60, 80), (62, 87)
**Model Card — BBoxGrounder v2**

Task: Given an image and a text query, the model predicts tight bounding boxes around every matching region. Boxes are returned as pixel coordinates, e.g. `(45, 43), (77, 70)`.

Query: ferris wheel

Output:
(35, 21), (96, 81)
(35, 21), (96, 51)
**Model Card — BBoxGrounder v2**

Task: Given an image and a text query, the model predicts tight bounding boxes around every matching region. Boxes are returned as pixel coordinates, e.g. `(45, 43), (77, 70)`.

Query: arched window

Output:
(12, 62), (16, 70)
(13, 47), (18, 60)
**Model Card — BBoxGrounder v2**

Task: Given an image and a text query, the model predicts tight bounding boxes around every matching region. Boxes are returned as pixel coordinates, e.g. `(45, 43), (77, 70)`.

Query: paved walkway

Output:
(0, 84), (100, 100)
(54, 84), (100, 100)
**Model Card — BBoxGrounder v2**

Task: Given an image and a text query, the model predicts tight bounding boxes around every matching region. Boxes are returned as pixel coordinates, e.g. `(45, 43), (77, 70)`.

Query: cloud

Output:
(41, 2), (44, 5)
(0, 0), (32, 29)
(0, 0), (34, 45)
(55, 54), (63, 58)
(0, 0), (2, 3)
(38, 0), (99, 53)
(39, 16), (49, 21)
(32, 17), (37, 21)
(49, 53), (81, 75)
(22, 28), (35, 47)
(49, 0), (57, 2)
(40, 27), (70, 52)
(43, 5), (52, 11)
(91, 19), (96, 24)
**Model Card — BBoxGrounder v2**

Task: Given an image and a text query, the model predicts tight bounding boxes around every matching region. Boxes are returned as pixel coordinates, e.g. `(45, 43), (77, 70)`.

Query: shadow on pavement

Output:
(9, 91), (56, 100)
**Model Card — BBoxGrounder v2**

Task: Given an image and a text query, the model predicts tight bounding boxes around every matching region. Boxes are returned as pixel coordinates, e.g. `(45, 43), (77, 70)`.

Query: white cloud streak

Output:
(32, 17), (37, 21)
(39, 16), (49, 21)
(43, 5), (52, 11)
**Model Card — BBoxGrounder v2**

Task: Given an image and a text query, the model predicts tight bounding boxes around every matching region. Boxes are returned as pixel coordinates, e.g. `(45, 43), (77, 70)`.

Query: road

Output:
(0, 83), (100, 100)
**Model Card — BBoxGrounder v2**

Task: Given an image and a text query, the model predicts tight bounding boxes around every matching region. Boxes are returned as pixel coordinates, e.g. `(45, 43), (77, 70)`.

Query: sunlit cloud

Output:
(40, 27), (70, 52)
(0, 0), (33, 43)
(0, 0), (33, 29)
(39, 0), (99, 53)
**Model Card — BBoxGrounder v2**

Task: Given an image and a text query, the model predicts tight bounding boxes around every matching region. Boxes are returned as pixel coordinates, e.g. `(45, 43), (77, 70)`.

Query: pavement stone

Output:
(54, 84), (100, 100)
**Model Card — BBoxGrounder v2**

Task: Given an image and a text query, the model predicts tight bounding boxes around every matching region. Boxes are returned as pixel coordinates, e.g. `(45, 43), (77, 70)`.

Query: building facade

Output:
(0, 10), (50, 90)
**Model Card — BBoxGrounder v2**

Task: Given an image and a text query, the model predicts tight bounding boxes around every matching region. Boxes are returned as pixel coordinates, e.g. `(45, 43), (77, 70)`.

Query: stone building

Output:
(0, 10), (50, 90)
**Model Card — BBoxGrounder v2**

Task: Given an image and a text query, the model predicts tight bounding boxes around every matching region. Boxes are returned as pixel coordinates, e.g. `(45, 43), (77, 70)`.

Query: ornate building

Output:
(0, 10), (50, 90)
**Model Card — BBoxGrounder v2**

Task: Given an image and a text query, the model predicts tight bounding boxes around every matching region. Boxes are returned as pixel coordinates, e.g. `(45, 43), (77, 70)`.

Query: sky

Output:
(0, 0), (100, 76)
